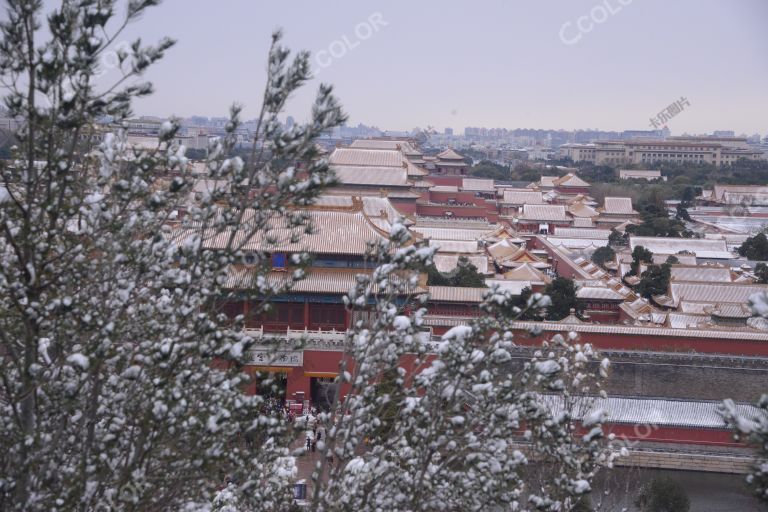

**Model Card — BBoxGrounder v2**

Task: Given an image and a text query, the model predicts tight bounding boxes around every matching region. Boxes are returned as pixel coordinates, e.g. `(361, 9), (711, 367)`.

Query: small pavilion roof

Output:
(554, 173), (590, 188)
(503, 263), (551, 283)
(436, 148), (466, 161)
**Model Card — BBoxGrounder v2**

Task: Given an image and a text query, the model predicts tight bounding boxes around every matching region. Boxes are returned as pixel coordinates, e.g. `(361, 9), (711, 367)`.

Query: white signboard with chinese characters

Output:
(244, 349), (303, 367)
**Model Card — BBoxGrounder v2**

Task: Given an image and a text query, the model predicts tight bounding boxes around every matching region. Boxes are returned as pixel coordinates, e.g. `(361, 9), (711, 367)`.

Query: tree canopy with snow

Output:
(0, 1), (344, 509)
(307, 230), (617, 510)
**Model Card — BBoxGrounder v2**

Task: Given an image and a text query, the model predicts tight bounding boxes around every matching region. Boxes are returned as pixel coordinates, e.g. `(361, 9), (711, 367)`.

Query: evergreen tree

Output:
(470, 160), (509, 181)
(738, 233), (768, 261)
(426, 256), (486, 287)
(608, 229), (627, 247)
(626, 193), (689, 237)
(628, 245), (653, 276)
(675, 202), (691, 221)
(543, 277), (578, 321)
(635, 477), (690, 512)
(636, 263), (672, 299)
(426, 263), (452, 286)
(591, 245), (615, 268)
(453, 255), (487, 287)
(755, 263), (768, 284)
(681, 186), (696, 204)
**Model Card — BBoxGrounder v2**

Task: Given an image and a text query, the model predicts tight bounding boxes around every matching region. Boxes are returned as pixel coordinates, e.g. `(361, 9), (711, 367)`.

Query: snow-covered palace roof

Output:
(669, 281), (768, 305)
(538, 395), (764, 429)
(629, 236), (733, 259)
(422, 316), (768, 341)
(172, 206), (394, 257)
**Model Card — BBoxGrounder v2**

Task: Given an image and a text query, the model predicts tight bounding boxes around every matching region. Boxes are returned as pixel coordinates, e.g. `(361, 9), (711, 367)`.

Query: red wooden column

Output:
(303, 300), (310, 329)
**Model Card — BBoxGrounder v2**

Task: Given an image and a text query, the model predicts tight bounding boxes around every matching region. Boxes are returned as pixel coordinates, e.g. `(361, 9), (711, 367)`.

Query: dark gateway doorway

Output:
(309, 374), (338, 411)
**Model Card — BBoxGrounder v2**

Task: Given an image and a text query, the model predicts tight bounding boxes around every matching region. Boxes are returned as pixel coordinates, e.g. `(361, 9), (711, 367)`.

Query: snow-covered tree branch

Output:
(0, 2), (344, 510)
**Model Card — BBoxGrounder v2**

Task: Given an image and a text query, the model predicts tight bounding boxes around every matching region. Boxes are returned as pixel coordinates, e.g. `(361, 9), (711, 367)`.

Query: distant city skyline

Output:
(170, 114), (761, 140)
(81, 0), (768, 135)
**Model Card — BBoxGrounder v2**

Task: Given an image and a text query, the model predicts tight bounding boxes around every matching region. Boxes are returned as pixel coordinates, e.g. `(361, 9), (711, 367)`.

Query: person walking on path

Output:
(305, 436), (311, 451)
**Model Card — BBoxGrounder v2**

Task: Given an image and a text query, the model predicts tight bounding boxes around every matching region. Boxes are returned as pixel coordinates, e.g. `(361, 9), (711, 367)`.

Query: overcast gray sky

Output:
(103, 0), (767, 135)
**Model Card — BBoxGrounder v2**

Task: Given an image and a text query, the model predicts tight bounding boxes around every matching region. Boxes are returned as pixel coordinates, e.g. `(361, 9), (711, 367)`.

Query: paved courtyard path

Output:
(289, 424), (332, 500)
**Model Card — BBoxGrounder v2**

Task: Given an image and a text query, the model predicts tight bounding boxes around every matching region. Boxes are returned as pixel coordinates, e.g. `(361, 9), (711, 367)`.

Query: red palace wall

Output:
(515, 328), (768, 356)
(552, 263), (584, 279)
(424, 324), (768, 356)
(554, 186), (591, 195)
(284, 350), (354, 400)
(428, 303), (481, 316)
(425, 175), (463, 187)
(239, 347), (743, 448)
(528, 237), (589, 279)
(390, 199), (417, 215)
(428, 191), (482, 204)
(598, 423), (739, 447)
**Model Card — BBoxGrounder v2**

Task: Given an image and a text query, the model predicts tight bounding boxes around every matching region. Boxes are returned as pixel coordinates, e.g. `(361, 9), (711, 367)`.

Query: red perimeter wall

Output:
(425, 325), (768, 356)
(239, 349), (743, 448)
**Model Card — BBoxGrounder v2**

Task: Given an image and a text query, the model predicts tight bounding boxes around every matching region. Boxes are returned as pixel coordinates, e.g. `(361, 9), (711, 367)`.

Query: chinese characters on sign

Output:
(649, 96), (691, 128)
(244, 349), (304, 367)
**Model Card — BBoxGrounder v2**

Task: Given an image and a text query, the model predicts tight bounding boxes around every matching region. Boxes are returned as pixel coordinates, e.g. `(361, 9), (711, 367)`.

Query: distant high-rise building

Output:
(444, 127), (453, 135)
(573, 130), (620, 143)
(713, 130), (735, 138)
(285, 116), (295, 129)
(124, 117), (164, 135)
(621, 129), (667, 140)
(559, 137), (762, 166)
